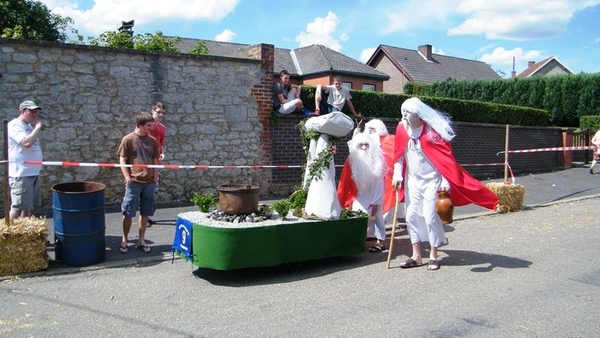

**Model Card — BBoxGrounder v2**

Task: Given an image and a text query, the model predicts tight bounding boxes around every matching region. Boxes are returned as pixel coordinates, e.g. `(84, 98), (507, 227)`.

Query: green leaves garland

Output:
(297, 120), (341, 188)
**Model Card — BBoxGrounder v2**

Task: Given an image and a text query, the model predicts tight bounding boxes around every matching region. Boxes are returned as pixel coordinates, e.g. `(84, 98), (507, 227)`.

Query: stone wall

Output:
(1, 39), (273, 210)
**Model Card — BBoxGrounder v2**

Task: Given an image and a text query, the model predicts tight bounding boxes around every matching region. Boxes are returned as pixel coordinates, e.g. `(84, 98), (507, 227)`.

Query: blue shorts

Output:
(121, 182), (156, 218)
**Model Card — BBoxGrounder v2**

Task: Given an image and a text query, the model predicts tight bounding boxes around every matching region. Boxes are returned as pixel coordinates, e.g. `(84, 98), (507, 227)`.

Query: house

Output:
(366, 44), (501, 93)
(176, 39), (390, 91)
(516, 57), (574, 78)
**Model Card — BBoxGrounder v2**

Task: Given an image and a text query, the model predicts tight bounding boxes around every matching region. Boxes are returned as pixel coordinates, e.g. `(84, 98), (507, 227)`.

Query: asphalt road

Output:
(2, 197), (599, 337)
(1, 164), (600, 337)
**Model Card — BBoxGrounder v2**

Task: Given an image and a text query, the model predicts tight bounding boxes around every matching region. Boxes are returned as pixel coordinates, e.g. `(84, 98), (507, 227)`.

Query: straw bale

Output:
(0, 217), (48, 275)
(486, 182), (526, 213)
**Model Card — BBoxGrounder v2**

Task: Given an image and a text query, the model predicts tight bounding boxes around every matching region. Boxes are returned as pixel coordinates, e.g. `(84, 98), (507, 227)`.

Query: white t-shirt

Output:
(325, 85), (352, 110)
(8, 118), (43, 177)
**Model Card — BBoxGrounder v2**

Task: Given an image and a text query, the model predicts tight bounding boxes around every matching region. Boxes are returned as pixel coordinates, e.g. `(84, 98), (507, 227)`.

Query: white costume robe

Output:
(395, 125), (448, 247)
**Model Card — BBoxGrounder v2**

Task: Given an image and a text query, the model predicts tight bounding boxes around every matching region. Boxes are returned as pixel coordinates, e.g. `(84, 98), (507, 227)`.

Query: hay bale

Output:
(485, 182), (526, 213)
(0, 217), (48, 275)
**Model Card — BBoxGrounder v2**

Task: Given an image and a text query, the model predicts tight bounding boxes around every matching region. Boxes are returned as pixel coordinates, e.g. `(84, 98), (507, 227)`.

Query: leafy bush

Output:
(412, 74), (600, 127)
(190, 193), (217, 212)
(340, 208), (368, 219)
(272, 200), (291, 220)
(88, 30), (181, 52)
(298, 85), (548, 126)
(579, 116), (600, 131)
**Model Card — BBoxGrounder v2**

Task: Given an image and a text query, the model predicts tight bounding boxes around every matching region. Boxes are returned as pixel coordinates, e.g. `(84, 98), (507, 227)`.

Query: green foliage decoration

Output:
(340, 208), (368, 219)
(297, 120), (341, 186)
(190, 193), (217, 212)
(269, 110), (279, 127)
(288, 186), (308, 217)
(272, 200), (291, 220)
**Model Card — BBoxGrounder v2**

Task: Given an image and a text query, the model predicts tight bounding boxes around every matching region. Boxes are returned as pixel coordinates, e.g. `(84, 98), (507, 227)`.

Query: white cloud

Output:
(295, 11), (342, 51)
(383, 0), (463, 34)
(215, 29), (236, 42)
(448, 0), (600, 40)
(38, 0), (239, 36)
(480, 46), (543, 72)
(359, 48), (376, 63)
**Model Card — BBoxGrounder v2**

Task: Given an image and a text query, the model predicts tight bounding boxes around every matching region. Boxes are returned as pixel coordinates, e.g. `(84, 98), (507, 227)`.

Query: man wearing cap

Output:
(8, 100), (44, 219)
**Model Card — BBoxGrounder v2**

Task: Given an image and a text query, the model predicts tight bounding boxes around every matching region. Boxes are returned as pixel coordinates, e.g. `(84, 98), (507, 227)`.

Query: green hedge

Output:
(579, 115), (600, 131)
(298, 85), (548, 126)
(406, 73), (600, 127)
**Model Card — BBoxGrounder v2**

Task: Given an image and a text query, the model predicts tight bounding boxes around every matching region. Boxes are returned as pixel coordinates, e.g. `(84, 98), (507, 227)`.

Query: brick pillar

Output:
(560, 129), (573, 169)
(248, 43), (275, 194)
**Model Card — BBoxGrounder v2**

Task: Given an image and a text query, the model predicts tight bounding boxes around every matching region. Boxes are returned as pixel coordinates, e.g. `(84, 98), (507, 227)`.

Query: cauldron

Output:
(217, 184), (259, 215)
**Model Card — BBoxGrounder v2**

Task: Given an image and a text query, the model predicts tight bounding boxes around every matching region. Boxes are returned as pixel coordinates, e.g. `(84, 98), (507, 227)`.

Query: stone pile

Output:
(208, 209), (274, 223)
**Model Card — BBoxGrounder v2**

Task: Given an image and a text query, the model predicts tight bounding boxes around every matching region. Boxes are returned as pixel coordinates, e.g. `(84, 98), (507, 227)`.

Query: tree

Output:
(190, 41), (208, 55)
(87, 30), (182, 53)
(88, 31), (135, 49)
(133, 31), (181, 52)
(0, 0), (75, 42)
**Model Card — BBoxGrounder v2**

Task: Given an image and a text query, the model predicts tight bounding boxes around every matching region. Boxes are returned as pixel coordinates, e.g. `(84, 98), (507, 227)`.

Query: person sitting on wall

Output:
(314, 75), (362, 119)
(273, 69), (311, 116)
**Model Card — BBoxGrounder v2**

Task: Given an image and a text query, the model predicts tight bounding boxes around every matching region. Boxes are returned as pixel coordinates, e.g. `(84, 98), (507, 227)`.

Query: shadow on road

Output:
(441, 249), (533, 272)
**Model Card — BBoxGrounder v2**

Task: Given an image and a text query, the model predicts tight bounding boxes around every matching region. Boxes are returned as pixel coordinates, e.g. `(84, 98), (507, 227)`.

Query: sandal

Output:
(118, 243), (128, 254)
(369, 244), (385, 252)
(399, 258), (423, 268)
(427, 259), (440, 271)
(137, 245), (151, 254)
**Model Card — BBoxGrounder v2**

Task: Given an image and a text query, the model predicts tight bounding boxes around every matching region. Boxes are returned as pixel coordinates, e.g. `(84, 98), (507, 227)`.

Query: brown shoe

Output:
(427, 259), (440, 271)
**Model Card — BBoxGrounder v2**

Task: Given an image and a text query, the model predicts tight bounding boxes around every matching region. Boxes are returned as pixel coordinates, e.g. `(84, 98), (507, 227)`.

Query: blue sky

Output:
(41, 0), (600, 77)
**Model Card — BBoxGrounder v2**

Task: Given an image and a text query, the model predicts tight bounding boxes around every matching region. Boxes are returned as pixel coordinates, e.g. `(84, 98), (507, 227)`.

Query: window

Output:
(362, 84), (375, 91)
(342, 82), (352, 90)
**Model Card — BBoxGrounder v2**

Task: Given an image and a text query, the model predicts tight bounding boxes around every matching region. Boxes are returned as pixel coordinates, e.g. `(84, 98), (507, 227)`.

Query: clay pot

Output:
(435, 189), (454, 225)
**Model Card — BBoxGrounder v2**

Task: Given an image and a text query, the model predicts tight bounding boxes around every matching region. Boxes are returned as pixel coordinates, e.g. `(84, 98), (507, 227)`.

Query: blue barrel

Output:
(52, 181), (106, 266)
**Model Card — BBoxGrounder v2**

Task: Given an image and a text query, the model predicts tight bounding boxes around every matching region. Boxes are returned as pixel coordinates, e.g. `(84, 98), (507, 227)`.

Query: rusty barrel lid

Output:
(217, 184), (259, 193)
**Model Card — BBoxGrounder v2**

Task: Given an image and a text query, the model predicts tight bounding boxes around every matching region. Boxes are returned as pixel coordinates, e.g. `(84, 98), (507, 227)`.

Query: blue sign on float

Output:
(171, 217), (193, 260)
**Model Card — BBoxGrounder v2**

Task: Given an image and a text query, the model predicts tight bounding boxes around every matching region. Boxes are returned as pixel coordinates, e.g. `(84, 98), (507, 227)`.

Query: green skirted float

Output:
(173, 112), (364, 270)
(172, 214), (367, 271)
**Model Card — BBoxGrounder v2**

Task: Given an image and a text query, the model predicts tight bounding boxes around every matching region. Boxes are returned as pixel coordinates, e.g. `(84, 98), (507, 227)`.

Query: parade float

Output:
(172, 112), (368, 270)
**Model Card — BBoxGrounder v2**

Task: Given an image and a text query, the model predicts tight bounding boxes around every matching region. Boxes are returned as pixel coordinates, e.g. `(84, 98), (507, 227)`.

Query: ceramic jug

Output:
(435, 189), (454, 225)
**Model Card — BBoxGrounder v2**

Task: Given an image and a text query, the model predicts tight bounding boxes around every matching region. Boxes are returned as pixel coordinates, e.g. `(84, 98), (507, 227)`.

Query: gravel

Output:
(177, 211), (318, 228)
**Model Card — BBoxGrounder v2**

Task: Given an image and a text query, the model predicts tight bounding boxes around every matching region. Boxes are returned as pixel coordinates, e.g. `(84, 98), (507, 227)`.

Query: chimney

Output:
(528, 61), (535, 67)
(118, 20), (135, 36)
(418, 44), (433, 61)
(511, 56), (516, 78)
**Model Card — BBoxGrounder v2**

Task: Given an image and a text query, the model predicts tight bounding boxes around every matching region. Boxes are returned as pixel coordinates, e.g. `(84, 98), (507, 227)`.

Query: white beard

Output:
(349, 139), (385, 195)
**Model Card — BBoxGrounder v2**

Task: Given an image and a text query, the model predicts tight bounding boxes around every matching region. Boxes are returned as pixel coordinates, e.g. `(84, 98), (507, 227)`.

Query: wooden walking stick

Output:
(386, 189), (400, 269)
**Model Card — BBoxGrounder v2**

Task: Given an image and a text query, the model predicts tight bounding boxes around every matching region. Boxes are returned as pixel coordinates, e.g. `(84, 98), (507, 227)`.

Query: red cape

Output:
(337, 134), (396, 214)
(393, 123), (498, 210)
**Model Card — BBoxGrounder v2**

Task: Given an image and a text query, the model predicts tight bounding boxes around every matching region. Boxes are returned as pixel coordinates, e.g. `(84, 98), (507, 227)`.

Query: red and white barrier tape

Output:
(20, 161), (305, 169)
(497, 145), (594, 156)
(461, 163), (504, 167)
(0, 160), (508, 168)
